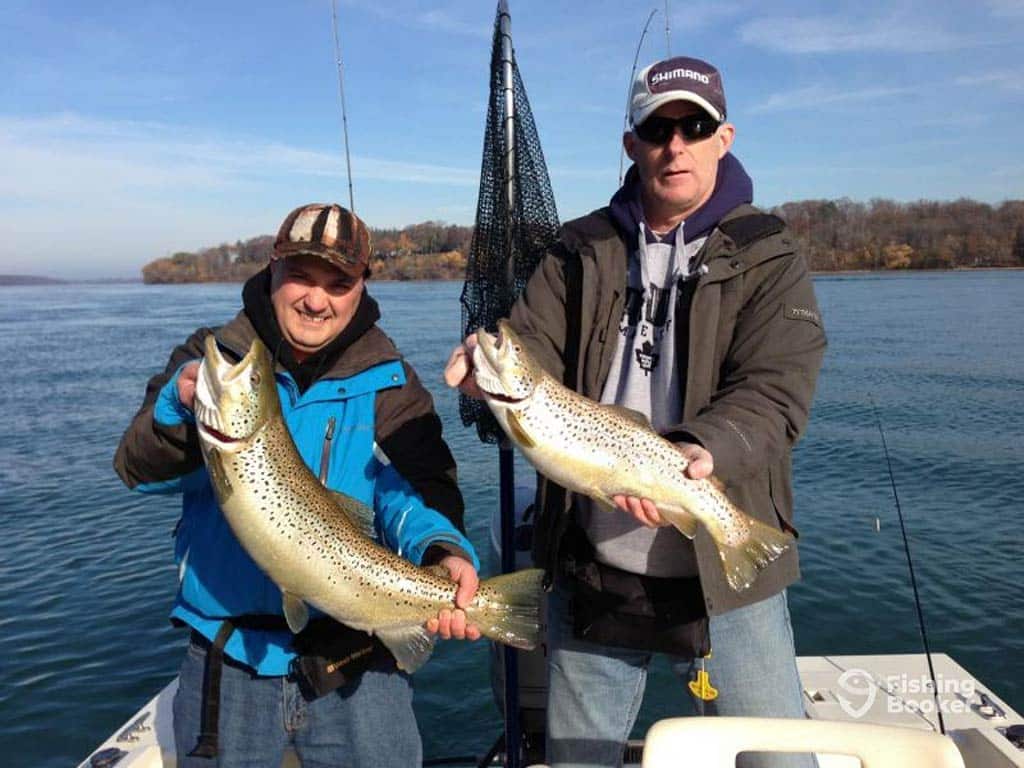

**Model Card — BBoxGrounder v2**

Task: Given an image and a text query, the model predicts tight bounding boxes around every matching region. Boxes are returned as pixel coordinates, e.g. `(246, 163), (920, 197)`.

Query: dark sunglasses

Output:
(634, 113), (720, 145)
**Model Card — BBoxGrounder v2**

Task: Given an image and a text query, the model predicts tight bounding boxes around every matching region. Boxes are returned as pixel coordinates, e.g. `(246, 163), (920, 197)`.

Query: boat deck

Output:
(79, 654), (1024, 768)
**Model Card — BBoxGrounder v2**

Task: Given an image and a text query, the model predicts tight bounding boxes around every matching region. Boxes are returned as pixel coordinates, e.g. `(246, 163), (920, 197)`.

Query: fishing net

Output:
(459, 4), (560, 444)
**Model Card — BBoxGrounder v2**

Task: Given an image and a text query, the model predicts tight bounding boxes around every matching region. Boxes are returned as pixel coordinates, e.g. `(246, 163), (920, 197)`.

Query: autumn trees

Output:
(773, 199), (1024, 271)
(141, 201), (1024, 283)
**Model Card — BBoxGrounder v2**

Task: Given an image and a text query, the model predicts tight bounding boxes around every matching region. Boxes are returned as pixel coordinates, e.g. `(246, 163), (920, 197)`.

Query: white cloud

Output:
(0, 113), (478, 205)
(986, 0), (1024, 17)
(670, 1), (749, 31)
(0, 112), (479, 277)
(415, 8), (490, 38)
(749, 85), (912, 113)
(347, 1), (490, 39)
(740, 14), (966, 54)
(955, 70), (1024, 93)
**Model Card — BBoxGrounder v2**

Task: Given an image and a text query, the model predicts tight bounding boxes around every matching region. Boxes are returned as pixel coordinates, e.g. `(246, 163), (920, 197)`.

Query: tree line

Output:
(776, 198), (1024, 271)
(141, 199), (1024, 283)
(141, 222), (473, 283)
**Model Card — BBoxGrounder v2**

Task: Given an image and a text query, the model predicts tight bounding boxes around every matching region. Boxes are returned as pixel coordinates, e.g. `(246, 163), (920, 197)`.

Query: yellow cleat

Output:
(688, 651), (719, 702)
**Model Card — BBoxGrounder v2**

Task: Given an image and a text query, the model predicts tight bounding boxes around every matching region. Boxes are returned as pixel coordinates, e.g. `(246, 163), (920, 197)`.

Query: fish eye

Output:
(250, 371), (261, 386)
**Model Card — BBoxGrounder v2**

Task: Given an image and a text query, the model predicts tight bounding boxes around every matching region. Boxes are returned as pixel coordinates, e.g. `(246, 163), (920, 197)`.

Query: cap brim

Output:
(273, 242), (366, 276)
(632, 92), (723, 127)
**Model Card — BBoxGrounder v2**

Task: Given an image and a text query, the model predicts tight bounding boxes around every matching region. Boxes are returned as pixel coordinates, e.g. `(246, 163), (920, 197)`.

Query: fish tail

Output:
(718, 519), (794, 592)
(468, 568), (544, 650)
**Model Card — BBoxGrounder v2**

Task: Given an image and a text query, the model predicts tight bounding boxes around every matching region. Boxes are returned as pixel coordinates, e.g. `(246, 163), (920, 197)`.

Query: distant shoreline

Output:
(0, 276), (143, 286)
(4, 267), (1022, 287)
(129, 265), (1024, 284)
(0, 274), (68, 286)
(810, 266), (1024, 276)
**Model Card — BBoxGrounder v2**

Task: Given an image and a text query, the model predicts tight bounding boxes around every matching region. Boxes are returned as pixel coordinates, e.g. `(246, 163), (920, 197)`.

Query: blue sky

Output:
(2, 0), (1022, 278)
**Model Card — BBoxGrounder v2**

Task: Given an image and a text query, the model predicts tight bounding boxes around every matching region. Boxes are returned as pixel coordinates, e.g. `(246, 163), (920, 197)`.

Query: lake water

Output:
(0, 272), (1021, 767)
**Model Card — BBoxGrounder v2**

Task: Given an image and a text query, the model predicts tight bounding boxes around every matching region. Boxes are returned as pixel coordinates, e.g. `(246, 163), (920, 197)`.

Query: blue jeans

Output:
(173, 637), (421, 767)
(546, 582), (816, 768)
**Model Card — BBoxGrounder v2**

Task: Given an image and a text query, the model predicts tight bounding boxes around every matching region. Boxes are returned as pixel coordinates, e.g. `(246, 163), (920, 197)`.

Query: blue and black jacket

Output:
(114, 269), (475, 674)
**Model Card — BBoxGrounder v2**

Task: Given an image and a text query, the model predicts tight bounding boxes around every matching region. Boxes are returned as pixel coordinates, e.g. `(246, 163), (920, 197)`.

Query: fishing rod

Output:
(664, 0), (672, 56)
(330, 0), (356, 212)
(619, 8), (659, 186)
(869, 395), (946, 734)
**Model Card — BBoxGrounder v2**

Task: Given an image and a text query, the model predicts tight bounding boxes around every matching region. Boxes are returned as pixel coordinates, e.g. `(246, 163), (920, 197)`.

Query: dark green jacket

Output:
(509, 203), (827, 615)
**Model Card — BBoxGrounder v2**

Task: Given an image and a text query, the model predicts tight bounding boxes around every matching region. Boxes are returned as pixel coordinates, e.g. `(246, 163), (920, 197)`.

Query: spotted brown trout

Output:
(472, 320), (794, 592)
(193, 335), (542, 672)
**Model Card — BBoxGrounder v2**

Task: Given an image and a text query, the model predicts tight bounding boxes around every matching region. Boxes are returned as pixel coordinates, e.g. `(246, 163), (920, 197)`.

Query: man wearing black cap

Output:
(116, 203), (480, 767)
(447, 56), (826, 767)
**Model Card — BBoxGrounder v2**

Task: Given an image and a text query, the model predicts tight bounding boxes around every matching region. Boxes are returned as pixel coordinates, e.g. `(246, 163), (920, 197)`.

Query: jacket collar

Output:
(214, 271), (401, 385)
(607, 153), (754, 245)
(695, 204), (793, 282)
(557, 202), (793, 294)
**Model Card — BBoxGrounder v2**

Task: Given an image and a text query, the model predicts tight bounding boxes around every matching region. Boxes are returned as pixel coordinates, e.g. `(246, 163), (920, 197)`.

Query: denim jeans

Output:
(546, 582), (817, 768)
(173, 637), (421, 767)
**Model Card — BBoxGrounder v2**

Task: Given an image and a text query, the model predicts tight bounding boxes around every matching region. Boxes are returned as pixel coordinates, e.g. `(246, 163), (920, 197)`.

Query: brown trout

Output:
(472, 320), (793, 592)
(193, 335), (542, 672)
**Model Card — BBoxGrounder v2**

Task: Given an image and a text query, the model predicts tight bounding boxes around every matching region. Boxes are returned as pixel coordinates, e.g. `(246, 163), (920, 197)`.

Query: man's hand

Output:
(613, 442), (714, 528)
(177, 361), (201, 411)
(424, 555), (482, 641)
(443, 334), (485, 400)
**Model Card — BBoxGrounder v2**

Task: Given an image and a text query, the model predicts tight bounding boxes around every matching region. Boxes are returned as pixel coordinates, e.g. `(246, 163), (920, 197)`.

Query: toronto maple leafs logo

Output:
(635, 340), (659, 375)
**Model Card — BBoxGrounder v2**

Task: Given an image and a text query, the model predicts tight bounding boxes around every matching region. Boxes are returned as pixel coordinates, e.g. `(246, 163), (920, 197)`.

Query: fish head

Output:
(194, 335), (279, 454)
(473, 319), (542, 406)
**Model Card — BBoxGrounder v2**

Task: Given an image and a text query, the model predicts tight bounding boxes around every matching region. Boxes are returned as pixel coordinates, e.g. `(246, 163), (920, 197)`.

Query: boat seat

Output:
(641, 716), (966, 768)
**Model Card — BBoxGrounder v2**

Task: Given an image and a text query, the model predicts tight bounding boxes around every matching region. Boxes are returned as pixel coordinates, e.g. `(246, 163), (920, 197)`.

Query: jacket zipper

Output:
(318, 416), (336, 486)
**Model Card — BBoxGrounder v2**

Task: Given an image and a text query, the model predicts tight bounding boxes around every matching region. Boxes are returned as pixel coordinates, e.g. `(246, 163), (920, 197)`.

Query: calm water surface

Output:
(0, 273), (1021, 767)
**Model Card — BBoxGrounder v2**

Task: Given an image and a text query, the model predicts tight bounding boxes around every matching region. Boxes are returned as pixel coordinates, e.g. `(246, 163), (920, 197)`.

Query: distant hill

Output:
(140, 200), (1024, 283)
(141, 222), (473, 284)
(0, 275), (67, 286)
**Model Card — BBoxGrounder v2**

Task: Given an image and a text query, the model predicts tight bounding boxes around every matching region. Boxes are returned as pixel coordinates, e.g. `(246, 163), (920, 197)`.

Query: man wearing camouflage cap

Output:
(116, 203), (480, 766)
(448, 56), (826, 767)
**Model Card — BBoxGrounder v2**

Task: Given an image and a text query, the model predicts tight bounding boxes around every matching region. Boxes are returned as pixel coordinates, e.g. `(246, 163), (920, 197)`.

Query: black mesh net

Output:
(459, 6), (560, 443)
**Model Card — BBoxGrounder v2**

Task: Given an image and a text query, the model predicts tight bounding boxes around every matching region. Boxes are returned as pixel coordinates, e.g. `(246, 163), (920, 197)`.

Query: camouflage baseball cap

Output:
(273, 203), (372, 276)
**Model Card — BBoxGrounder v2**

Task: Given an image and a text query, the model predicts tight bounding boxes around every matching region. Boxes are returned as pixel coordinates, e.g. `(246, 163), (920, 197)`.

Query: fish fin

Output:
(282, 591), (310, 634)
(657, 504), (700, 539)
(593, 492), (698, 540)
(505, 410), (536, 449)
(706, 475), (727, 493)
(329, 491), (377, 539)
(588, 489), (618, 515)
(717, 519), (795, 592)
(205, 447), (233, 502)
(466, 568), (544, 651)
(602, 404), (652, 428)
(376, 624), (437, 673)
(423, 564), (454, 581)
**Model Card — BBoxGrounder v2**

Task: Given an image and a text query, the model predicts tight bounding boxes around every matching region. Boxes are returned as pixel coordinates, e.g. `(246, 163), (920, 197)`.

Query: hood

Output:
(241, 265), (381, 393)
(609, 153), (753, 245)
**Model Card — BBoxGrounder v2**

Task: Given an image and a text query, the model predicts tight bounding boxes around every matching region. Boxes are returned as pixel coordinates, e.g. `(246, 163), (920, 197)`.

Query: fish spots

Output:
(208, 385), (487, 633)
(487, 355), (764, 557)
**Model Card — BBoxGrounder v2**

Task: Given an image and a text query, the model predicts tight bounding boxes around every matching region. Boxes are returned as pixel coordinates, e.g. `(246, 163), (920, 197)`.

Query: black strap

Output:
(187, 620), (236, 758)
(181, 615), (290, 759)
(542, 250), (583, 590)
(717, 213), (785, 249)
(562, 250), (583, 391)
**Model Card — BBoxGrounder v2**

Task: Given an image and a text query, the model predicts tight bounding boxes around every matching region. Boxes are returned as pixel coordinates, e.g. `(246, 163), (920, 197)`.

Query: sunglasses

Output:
(634, 113), (720, 145)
